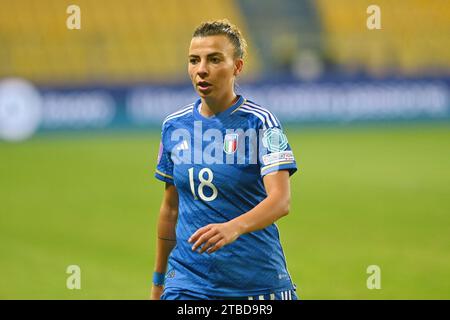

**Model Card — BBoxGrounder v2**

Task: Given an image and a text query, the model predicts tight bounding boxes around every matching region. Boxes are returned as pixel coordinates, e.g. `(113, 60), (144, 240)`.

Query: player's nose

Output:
(197, 60), (209, 78)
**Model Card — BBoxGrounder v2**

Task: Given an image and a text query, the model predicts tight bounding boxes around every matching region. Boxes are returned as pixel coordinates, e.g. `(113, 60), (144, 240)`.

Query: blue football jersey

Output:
(155, 95), (298, 297)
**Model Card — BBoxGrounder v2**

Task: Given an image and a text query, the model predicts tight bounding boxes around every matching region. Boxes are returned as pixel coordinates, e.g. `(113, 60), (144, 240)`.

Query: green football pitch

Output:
(1, 122), (449, 299)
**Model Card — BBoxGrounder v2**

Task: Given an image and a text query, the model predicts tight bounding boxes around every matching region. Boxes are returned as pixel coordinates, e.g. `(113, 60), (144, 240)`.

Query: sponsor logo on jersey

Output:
(176, 140), (189, 151)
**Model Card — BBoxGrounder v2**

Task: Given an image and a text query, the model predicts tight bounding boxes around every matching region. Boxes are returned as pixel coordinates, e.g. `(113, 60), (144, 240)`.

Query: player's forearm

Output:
(154, 210), (177, 273)
(231, 191), (290, 236)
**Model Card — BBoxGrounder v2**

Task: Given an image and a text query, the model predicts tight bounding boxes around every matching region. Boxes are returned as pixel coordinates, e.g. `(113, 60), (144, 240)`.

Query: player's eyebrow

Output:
(189, 52), (225, 58)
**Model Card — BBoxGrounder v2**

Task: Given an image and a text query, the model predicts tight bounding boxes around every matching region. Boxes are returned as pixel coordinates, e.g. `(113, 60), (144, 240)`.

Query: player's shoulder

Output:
(235, 99), (281, 129)
(161, 103), (195, 128)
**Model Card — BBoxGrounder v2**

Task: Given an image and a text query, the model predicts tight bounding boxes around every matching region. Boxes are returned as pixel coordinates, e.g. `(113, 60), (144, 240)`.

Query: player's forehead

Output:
(189, 35), (234, 57)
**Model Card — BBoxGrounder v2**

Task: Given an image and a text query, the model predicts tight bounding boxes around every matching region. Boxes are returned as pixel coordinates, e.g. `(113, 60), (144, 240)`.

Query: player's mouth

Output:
(197, 81), (212, 93)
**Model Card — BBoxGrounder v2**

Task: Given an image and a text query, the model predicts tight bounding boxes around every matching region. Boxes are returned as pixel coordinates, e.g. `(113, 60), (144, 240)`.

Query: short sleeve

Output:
(155, 123), (174, 184)
(259, 121), (298, 177)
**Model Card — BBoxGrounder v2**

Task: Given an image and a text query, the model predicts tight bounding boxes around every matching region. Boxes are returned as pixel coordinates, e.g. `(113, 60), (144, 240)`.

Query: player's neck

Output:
(200, 93), (238, 118)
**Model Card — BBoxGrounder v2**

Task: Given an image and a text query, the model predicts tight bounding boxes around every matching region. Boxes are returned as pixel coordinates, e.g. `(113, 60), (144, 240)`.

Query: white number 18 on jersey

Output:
(188, 167), (218, 202)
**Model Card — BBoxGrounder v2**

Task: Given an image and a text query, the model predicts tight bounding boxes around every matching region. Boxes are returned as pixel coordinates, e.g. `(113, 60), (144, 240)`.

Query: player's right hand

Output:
(150, 285), (164, 300)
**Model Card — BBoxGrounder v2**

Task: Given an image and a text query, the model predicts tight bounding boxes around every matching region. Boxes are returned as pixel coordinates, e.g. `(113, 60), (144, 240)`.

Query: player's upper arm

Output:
(160, 182), (179, 221)
(263, 170), (291, 214)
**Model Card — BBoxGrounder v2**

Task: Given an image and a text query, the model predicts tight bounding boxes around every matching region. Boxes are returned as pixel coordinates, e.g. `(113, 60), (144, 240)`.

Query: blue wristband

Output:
(153, 272), (165, 286)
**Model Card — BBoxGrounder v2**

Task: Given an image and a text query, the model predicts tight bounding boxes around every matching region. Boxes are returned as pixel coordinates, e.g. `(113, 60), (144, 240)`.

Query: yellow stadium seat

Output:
(0, 0), (259, 85)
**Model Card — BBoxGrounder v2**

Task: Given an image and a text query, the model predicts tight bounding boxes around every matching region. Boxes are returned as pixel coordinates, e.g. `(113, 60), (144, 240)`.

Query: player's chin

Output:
(196, 87), (213, 97)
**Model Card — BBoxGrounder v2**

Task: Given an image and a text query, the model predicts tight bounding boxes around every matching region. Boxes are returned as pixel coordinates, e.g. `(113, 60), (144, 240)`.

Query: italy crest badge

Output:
(224, 133), (238, 154)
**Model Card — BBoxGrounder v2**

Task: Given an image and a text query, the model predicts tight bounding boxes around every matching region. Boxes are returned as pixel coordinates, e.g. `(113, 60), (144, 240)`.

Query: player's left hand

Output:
(188, 221), (241, 254)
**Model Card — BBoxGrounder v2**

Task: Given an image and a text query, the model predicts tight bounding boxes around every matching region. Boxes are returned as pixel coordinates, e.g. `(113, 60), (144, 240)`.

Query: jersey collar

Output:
(193, 95), (245, 122)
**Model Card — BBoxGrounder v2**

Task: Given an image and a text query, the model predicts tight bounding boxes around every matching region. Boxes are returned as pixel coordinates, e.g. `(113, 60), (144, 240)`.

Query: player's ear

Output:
(234, 58), (244, 76)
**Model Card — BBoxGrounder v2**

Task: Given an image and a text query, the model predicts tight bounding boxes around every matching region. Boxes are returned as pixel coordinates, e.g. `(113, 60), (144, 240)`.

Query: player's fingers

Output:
(207, 239), (226, 254)
(188, 225), (212, 243)
(199, 234), (222, 254)
(191, 228), (217, 251)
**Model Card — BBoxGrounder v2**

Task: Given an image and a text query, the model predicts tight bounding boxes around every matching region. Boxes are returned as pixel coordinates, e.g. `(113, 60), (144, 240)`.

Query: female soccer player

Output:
(151, 20), (298, 300)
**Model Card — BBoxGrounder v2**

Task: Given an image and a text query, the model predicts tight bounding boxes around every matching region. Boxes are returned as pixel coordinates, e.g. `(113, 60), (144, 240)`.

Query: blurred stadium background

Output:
(1, 0), (449, 299)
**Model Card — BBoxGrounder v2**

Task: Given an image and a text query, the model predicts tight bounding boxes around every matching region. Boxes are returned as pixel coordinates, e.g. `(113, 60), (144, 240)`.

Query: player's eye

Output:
(189, 58), (199, 65)
(210, 57), (221, 64)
